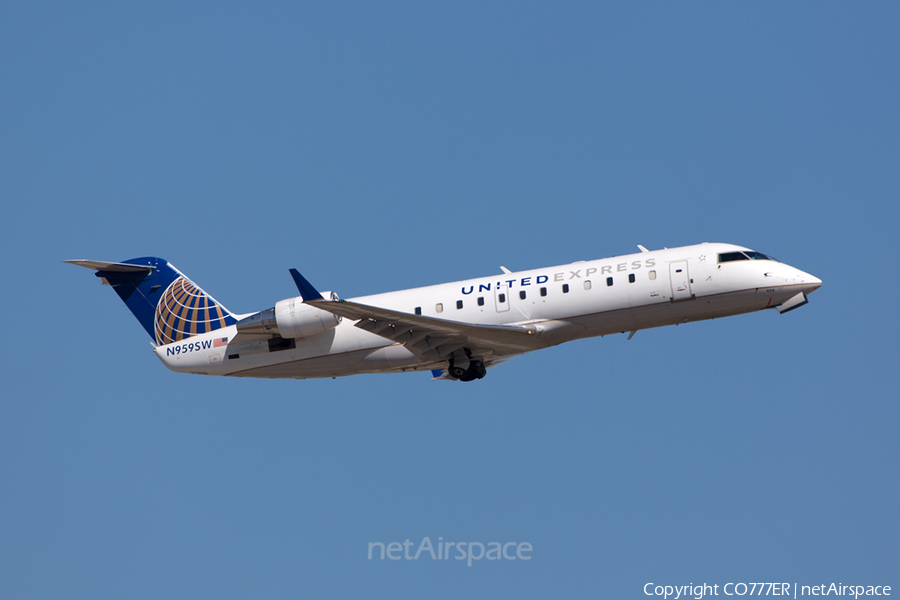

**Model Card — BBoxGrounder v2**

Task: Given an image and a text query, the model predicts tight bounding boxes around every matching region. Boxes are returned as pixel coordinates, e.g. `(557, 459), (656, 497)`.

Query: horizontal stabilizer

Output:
(63, 259), (156, 272)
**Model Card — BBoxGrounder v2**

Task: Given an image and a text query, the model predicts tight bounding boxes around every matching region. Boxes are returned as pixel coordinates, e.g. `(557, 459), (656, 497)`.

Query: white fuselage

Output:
(153, 243), (821, 379)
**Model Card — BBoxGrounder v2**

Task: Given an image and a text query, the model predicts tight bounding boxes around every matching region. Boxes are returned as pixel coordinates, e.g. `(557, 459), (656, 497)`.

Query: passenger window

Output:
(456, 300), (463, 309)
(436, 303), (443, 313)
(562, 284), (569, 293)
(540, 287), (547, 297)
(584, 280), (592, 290)
(606, 277), (613, 287)
(628, 273), (635, 283)
(519, 290), (526, 300)
(498, 293), (506, 303)
(415, 307), (422, 315)
(649, 270), (657, 281)
(477, 297), (485, 306)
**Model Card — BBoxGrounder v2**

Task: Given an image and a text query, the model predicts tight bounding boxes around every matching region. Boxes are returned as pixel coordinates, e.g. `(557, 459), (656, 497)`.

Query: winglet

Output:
(637, 245), (649, 253)
(289, 269), (325, 302)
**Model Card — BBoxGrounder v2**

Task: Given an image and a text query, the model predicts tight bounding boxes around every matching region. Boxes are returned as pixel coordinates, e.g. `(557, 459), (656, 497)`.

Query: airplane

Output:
(66, 242), (821, 382)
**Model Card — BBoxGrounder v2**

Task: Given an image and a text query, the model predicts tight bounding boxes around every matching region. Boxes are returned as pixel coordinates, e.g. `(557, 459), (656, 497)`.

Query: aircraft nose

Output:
(795, 270), (822, 293)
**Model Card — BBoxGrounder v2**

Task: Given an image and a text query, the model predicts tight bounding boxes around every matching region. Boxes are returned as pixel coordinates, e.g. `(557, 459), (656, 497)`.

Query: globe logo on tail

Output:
(154, 277), (233, 345)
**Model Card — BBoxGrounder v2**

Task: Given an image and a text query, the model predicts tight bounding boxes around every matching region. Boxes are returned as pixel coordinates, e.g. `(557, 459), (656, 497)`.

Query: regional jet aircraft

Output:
(66, 243), (821, 381)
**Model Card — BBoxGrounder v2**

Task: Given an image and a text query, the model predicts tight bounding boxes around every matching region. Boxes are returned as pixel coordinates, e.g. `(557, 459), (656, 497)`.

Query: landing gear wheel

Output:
(449, 365), (467, 379)
(473, 361), (486, 379)
(448, 358), (486, 382)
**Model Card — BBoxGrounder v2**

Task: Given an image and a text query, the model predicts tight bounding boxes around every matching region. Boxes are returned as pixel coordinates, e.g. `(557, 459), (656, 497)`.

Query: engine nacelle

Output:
(236, 291), (341, 339)
(275, 292), (340, 338)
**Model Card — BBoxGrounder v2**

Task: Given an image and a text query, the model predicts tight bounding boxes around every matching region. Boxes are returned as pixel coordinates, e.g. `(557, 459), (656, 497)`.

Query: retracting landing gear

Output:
(448, 348), (486, 382)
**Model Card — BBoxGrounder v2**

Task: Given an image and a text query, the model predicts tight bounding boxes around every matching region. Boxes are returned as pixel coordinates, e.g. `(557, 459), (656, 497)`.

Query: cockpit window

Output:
(718, 250), (777, 263)
(744, 251), (774, 261)
(718, 252), (749, 262)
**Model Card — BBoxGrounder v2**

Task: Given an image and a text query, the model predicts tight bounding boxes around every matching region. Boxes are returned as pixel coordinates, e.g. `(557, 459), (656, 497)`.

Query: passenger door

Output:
(669, 261), (693, 301)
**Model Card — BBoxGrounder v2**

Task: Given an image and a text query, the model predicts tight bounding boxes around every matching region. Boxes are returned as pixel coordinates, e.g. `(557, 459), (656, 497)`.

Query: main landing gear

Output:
(448, 348), (486, 382)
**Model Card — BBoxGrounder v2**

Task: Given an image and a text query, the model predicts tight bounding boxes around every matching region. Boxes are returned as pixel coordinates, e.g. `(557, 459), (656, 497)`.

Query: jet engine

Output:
(236, 292), (341, 339)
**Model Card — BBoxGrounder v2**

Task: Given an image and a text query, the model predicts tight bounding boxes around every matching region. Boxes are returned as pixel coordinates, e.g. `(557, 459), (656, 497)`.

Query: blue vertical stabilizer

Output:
(66, 258), (236, 344)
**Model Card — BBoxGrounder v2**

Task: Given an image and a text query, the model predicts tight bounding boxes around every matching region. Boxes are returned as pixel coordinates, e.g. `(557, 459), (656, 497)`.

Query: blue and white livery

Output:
(66, 242), (821, 382)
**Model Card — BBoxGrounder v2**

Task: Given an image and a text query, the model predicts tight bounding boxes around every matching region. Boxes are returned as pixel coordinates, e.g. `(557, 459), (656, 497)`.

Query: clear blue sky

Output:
(1, 2), (897, 598)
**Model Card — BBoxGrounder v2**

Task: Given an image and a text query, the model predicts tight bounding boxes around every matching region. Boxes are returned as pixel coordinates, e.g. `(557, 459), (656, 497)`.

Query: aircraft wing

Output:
(307, 297), (546, 362)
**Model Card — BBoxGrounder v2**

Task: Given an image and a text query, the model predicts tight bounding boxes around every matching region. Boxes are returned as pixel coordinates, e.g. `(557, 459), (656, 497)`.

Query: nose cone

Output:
(794, 269), (822, 294)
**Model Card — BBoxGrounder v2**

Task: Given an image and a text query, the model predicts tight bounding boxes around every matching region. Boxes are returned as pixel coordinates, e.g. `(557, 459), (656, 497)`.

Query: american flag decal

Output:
(213, 337), (229, 348)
